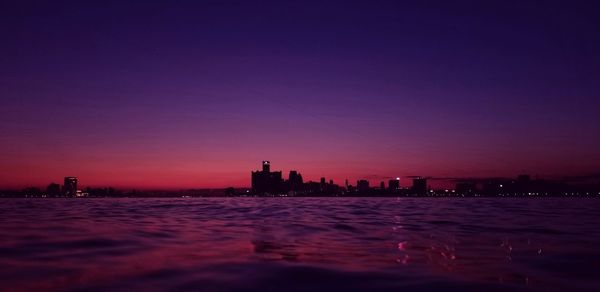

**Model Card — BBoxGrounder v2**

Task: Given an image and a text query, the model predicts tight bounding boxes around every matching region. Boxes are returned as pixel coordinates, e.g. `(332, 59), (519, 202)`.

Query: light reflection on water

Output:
(0, 198), (599, 291)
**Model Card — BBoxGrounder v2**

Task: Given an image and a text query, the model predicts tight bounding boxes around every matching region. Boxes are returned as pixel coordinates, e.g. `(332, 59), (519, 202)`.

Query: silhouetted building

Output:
(357, 180), (370, 193)
(63, 177), (78, 197)
(251, 161), (282, 195)
(380, 181), (385, 190)
(388, 178), (400, 192)
(347, 184), (356, 193)
(412, 177), (427, 194)
(288, 170), (303, 192)
(46, 183), (61, 197)
(320, 177), (326, 192)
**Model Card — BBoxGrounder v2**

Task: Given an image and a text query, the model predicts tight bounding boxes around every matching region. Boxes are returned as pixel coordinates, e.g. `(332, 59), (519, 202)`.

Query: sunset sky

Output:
(1, 1), (599, 189)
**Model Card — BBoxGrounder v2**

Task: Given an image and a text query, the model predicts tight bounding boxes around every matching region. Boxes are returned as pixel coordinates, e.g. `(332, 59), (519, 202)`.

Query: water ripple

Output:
(0, 198), (598, 291)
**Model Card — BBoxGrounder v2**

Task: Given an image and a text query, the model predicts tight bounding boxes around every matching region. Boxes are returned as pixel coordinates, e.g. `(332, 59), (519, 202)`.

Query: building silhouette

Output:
(251, 161), (282, 195)
(320, 177), (326, 192)
(412, 177), (427, 194)
(357, 179), (370, 193)
(250, 161), (346, 196)
(63, 177), (78, 197)
(388, 178), (400, 192)
(288, 170), (303, 192)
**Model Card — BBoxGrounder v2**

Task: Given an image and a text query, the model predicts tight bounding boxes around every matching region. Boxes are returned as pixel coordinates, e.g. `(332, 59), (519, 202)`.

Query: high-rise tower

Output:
(63, 177), (78, 197)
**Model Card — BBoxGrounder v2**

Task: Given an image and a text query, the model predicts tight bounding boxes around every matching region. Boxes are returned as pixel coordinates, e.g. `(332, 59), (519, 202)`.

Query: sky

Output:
(1, 0), (599, 189)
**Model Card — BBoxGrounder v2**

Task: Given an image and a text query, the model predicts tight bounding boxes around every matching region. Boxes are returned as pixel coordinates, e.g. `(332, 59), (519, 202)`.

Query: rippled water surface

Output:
(0, 198), (599, 291)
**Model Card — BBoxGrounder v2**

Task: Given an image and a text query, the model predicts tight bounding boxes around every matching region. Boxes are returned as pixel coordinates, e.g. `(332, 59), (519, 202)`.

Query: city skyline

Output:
(2, 160), (600, 190)
(1, 1), (599, 189)
(4, 160), (599, 196)
(0, 160), (600, 190)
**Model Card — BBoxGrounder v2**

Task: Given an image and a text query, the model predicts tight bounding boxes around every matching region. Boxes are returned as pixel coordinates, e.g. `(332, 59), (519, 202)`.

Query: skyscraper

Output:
(412, 177), (427, 195)
(357, 180), (370, 193)
(63, 177), (78, 197)
(251, 161), (282, 195)
(388, 177), (400, 192)
(288, 170), (303, 192)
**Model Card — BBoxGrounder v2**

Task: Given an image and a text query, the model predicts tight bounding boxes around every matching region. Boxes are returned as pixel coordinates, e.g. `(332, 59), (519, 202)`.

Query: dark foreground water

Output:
(0, 198), (599, 291)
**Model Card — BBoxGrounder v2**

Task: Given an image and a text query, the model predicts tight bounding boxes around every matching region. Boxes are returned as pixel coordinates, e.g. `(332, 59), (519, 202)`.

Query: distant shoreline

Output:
(1, 194), (598, 198)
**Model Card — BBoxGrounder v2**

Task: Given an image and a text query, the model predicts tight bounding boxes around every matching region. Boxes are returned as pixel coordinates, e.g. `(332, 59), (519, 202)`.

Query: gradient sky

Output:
(1, 1), (599, 189)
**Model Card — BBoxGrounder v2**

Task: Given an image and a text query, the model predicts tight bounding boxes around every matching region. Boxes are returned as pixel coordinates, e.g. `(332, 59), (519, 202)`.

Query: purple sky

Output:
(1, 1), (599, 189)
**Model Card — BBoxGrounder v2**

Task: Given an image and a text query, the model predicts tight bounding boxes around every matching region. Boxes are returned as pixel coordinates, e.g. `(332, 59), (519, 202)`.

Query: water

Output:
(0, 198), (598, 291)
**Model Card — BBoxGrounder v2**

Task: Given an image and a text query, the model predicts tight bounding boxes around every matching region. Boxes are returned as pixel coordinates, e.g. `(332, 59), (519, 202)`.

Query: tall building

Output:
(388, 177), (400, 191)
(63, 177), (78, 197)
(412, 177), (427, 195)
(289, 170), (298, 181)
(251, 161), (282, 195)
(288, 170), (303, 192)
(357, 179), (370, 193)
